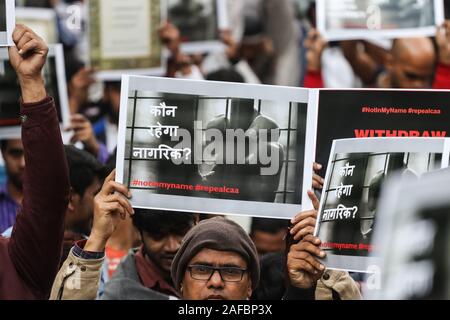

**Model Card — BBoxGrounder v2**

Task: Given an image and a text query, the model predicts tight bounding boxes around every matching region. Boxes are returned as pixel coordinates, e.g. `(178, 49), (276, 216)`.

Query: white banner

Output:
(317, 0), (445, 41)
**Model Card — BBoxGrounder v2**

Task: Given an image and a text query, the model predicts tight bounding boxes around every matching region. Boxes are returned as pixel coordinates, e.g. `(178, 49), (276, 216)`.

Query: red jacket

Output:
(304, 70), (325, 88)
(0, 97), (70, 300)
(433, 64), (450, 89)
(303, 63), (450, 89)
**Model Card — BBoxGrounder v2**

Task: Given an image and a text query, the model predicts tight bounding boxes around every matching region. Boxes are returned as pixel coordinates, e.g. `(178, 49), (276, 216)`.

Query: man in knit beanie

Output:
(171, 217), (260, 300)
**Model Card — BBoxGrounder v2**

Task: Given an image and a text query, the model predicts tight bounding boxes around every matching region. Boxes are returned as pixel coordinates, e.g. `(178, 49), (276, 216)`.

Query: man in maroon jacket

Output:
(0, 25), (70, 299)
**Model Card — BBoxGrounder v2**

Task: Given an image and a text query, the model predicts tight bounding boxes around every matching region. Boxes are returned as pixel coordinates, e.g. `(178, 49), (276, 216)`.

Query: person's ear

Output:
(247, 278), (253, 299)
(194, 213), (200, 224)
(68, 188), (80, 212)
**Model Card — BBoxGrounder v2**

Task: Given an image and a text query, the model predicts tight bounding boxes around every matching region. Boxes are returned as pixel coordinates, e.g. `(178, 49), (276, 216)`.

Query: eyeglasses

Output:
(188, 265), (248, 282)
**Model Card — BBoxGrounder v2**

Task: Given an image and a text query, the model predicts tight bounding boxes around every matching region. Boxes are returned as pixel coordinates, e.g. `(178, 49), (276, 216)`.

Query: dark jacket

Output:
(0, 97), (70, 300)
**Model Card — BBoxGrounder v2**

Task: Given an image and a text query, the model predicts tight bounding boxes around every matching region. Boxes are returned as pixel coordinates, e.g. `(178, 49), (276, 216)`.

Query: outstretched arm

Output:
(8, 25), (70, 299)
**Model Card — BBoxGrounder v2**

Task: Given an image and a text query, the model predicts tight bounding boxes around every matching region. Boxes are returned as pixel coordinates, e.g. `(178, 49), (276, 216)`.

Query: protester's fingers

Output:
(313, 162), (323, 171)
(160, 23), (179, 42)
(66, 122), (85, 131)
(317, 32), (325, 44)
(100, 170), (117, 193)
(105, 193), (134, 215)
(159, 28), (169, 39)
(73, 68), (95, 81)
(290, 217), (317, 237)
(289, 250), (325, 272)
(312, 174), (324, 189)
(82, 77), (96, 87)
(291, 209), (317, 225)
(296, 235), (325, 258)
(16, 31), (34, 50)
(220, 30), (232, 43)
(82, 67), (96, 75)
(308, 190), (321, 210)
(438, 23), (450, 44)
(71, 114), (88, 122)
(295, 241), (325, 259)
(76, 75), (96, 87)
(303, 234), (321, 244)
(290, 217), (316, 236)
(443, 20), (450, 33)
(158, 20), (170, 31)
(293, 226), (316, 241)
(103, 201), (126, 217)
(101, 180), (131, 199)
(66, 125), (89, 140)
(73, 131), (89, 142)
(307, 28), (317, 39)
(305, 29), (318, 47)
(289, 257), (320, 275)
(104, 201), (128, 221)
(310, 29), (323, 45)
(176, 54), (192, 66)
(73, 124), (89, 132)
(296, 259), (316, 275)
(104, 181), (130, 197)
(304, 36), (313, 48)
(12, 24), (29, 45)
(18, 38), (41, 56)
(312, 173), (323, 182)
(15, 27), (44, 55)
(71, 125), (89, 135)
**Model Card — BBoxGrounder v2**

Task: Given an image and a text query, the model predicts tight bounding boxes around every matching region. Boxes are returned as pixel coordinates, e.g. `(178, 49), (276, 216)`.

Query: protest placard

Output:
(15, 7), (58, 44)
(0, 44), (70, 138)
(368, 167), (450, 299)
(314, 137), (449, 273)
(116, 75), (314, 218)
(168, 0), (229, 53)
(308, 89), (450, 177)
(316, 0), (445, 41)
(0, 0), (14, 47)
(87, 0), (166, 80)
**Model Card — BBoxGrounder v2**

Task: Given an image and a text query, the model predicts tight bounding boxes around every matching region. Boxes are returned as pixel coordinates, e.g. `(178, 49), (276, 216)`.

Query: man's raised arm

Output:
(7, 25), (70, 299)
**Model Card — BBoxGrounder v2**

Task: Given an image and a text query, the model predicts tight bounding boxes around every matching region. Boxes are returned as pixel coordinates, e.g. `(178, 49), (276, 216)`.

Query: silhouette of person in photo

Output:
(361, 154), (419, 242)
(198, 98), (285, 203)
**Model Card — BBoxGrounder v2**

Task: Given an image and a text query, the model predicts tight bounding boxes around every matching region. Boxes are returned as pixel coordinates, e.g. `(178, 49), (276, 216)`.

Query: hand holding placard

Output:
(290, 191), (320, 242)
(305, 29), (327, 73)
(287, 235), (326, 290)
(87, 170), (134, 252)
